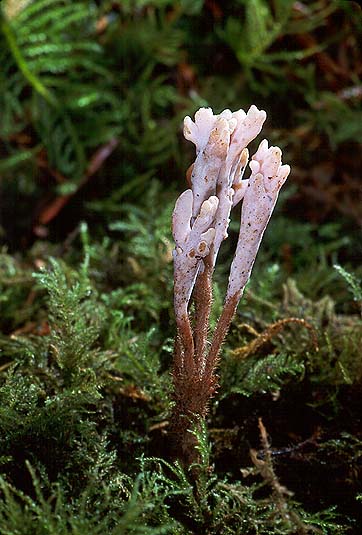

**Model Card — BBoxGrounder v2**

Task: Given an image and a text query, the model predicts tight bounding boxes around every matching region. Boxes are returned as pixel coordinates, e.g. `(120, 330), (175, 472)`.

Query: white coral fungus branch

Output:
(171, 105), (290, 462)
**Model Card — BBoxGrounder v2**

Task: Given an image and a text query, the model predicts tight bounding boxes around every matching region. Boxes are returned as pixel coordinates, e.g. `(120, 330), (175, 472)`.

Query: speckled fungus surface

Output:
(173, 106), (290, 338)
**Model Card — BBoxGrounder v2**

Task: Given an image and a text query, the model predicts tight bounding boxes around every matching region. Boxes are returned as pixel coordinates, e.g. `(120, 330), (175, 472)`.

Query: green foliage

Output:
(222, 275), (362, 395)
(0, 461), (178, 535)
(1, 0), (121, 182)
(220, 0), (295, 68)
(2, 243), (357, 532)
(218, 0), (337, 90)
(0, 250), (36, 329)
(0, 364), (103, 492)
(33, 257), (106, 383)
(1, 245), (360, 533)
(140, 425), (349, 535)
(306, 92), (362, 146)
(250, 218), (350, 302)
(221, 351), (305, 398)
(279, 279), (362, 387)
(108, 182), (173, 280)
(334, 264), (362, 306)
(2, 0), (361, 240)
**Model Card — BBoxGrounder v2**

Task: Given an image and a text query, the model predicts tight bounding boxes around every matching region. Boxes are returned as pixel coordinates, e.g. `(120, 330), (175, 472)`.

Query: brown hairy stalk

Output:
(203, 294), (239, 386)
(193, 257), (213, 367)
(176, 314), (195, 374)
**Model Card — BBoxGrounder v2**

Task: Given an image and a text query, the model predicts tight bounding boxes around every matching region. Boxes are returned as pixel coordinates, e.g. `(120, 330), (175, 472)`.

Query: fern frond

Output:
(0, 0), (121, 180)
(334, 264), (362, 304)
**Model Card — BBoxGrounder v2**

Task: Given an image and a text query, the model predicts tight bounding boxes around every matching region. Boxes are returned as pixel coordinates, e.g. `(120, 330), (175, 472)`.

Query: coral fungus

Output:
(171, 106), (290, 464)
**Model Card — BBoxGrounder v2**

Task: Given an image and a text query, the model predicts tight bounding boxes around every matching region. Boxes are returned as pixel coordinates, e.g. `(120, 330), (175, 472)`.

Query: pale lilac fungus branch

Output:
(171, 105), (290, 465)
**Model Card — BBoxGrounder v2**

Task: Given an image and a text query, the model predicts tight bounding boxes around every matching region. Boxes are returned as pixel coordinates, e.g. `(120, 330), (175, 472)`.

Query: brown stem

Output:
(176, 313), (195, 374)
(172, 290), (241, 466)
(170, 371), (210, 467)
(173, 334), (183, 376)
(203, 293), (239, 385)
(193, 258), (213, 368)
(169, 406), (202, 468)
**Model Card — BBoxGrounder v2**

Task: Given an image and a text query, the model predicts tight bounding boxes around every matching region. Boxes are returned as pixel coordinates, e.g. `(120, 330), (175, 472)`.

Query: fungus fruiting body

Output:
(171, 106), (290, 465)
